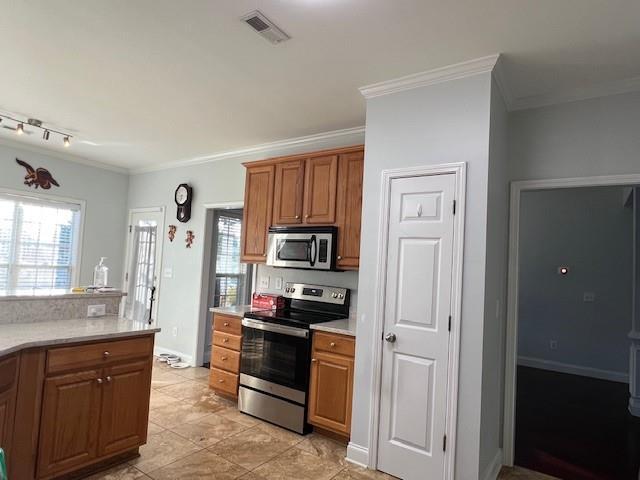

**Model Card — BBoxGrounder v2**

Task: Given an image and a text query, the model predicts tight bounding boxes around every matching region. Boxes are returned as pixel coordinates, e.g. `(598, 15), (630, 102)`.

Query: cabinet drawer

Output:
(210, 346), (240, 373)
(212, 331), (242, 351)
(210, 368), (239, 396)
(313, 332), (355, 357)
(213, 314), (242, 336)
(47, 336), (154, 375)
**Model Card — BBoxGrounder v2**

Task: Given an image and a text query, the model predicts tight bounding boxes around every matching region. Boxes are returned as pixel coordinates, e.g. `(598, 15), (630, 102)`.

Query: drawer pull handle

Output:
(103, 351), (111, 358)
(97, 378), (103, 384)
(222, 338), (229, 343)
(221, 356), (228, 361)
(330, 342), (336, 347)
(218, 379), (224, 383)
(106, 376), (112, 382)
(223, 322), (230, 327)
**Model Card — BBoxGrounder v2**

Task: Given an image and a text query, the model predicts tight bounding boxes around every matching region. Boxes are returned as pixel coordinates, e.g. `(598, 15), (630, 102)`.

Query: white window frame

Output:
(0, 187), (85, 294)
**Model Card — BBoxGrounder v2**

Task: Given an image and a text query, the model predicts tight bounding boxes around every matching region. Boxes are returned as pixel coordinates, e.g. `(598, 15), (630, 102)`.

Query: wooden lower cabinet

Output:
(308, 332), (355, 438)
(210, 313), (243, 398)
(0, 355), (18, 476)
(37, 369), (103, 478)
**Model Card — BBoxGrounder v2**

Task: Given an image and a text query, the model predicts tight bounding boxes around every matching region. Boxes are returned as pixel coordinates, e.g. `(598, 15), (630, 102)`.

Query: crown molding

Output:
(359, 54), (501, 99)
(0, 136), (128, 174)
(511, 75), (640, 111)
(130, 125), (366, 175)
(491, 55), (515, 111)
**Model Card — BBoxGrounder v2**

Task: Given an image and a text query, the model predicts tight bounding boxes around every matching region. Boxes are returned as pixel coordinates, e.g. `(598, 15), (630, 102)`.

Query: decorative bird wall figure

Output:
(15, 158), (60, 189)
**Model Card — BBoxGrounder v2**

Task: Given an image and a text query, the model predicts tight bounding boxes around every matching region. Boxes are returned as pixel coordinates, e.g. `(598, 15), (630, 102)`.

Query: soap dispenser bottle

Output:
(93, 257), (109, 287)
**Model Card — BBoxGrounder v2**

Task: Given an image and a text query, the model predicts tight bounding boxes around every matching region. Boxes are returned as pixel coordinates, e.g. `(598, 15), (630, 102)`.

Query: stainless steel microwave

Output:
(266, 226), (337, 270)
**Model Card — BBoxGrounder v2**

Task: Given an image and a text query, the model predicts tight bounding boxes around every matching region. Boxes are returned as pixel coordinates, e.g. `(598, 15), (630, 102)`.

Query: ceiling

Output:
(1, 1), (639, 171)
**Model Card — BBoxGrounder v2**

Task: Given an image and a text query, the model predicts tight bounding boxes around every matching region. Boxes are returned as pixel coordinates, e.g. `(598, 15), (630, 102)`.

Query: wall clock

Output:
(174, 183), (193, 223)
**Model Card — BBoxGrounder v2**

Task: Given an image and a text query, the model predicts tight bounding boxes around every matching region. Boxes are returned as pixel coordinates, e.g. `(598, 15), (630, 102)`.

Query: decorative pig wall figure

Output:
(185, 230), (195, 248)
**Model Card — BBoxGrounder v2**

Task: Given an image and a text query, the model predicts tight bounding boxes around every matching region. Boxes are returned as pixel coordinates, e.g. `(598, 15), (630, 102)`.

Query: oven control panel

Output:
(284, 282), (348, 305)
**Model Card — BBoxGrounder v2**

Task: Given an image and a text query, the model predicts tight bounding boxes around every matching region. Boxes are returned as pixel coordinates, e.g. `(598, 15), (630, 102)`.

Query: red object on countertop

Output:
(252, 293), (285, 310)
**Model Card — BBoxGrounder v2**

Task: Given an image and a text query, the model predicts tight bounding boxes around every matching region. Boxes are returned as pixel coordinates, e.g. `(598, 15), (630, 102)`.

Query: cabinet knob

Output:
(106, 376), (112, 382)
(221, 356), (228, 361)
(97, 378), (103, 384)
(103, 351), (111, 358)
(223, 322), (230, 327)
(330, 342), (336, 347)
(222, 338), (229, 343)
(218, 379), (224, 383)
(263, 253), (267, 257)
(311, 358), (317, 363)
(295, 215), (300, 219)
(337, 256), (342, 260)
(305, 214), (310, 219)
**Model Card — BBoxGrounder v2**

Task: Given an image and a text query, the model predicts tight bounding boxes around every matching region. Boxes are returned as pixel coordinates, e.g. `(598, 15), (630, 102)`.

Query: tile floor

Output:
(84, 359), (553, 480)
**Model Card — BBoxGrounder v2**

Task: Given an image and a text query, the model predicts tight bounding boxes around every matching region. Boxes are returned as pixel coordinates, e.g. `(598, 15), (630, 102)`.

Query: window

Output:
(213, 211), (252, 308)
(0, 192), (81, 295)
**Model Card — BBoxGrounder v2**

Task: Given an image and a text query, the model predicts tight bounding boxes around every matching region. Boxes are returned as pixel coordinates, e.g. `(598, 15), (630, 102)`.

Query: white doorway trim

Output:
(502, 173), (640, 466)
(366, 162), (466, 480)
(196, 201), (244, 366)
(121, 206), (166, 323)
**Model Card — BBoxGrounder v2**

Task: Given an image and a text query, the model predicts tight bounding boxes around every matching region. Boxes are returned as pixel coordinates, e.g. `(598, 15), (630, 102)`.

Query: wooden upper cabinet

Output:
(273, 159), (305, 225)
(37, 369), (102, 478)
(241, 164), (275, 263)
(303, 155), (338, 224)
(98, 360), (152, 457)
(336, 151), (364, 269)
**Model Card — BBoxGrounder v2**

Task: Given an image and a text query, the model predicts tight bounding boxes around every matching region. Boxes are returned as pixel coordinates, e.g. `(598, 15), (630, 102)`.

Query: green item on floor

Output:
(0, 447), (6, 480)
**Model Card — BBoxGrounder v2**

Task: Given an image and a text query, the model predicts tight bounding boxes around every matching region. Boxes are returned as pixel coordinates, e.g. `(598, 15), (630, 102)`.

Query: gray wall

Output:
(518, 186), (633, 378)
(0, 140), (129, 288)
(351, 72), (493, 480)
(127, 131), (364, 364)
(478, 78), (510, 478)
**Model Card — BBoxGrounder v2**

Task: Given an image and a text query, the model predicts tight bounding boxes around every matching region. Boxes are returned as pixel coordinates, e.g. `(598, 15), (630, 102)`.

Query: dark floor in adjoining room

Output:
(515, 366), (640, 480)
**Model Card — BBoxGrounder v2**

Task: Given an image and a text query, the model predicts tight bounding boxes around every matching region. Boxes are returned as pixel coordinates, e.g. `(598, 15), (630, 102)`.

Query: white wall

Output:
(478, 78), (510, 478)
(351, 72), (493, 480)
(518, 186), (633, 379)
(127, 131), (364, 365)
(0, 140), (129, 287)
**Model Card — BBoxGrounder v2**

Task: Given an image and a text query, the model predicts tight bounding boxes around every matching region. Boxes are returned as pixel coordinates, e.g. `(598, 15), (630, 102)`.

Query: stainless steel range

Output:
(238, 282), (350, 434)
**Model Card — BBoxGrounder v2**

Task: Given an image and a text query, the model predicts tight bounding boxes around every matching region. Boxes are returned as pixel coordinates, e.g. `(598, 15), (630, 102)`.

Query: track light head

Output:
(43, 130), (50, 140)
(63, 136), (70, 147)
(16, 123), (24, 135)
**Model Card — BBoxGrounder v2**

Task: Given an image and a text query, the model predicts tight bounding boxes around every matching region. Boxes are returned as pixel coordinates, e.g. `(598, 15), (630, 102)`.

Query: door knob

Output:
(384, 333), (397, 343)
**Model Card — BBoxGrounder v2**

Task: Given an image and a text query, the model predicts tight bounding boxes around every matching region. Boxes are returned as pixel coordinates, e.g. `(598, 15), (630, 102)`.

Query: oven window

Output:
(241, 327), (310, 391)
(276, 239), (310, 262)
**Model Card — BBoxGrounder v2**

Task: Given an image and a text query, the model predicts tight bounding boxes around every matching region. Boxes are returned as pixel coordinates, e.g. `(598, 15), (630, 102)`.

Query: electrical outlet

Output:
(172, 326), (178, 337)
(583, 292), (596, 302)
(163, 267), (173, 278)
(259, 276), (270, 289)
(274, 277), (283, 290)
(87, 304), (106, 317)
(550, 340), (558, 350)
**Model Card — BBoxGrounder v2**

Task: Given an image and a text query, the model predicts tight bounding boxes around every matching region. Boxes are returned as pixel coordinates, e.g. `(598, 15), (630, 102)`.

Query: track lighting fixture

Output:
(0, 113), (73, 147)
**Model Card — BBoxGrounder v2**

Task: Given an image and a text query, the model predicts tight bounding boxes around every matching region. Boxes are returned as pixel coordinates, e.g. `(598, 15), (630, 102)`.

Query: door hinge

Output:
(443, 434), (447, 452)
(129, 225), (132, 233)
(448, 315), (452, 332)
(452, 200), (456, 215)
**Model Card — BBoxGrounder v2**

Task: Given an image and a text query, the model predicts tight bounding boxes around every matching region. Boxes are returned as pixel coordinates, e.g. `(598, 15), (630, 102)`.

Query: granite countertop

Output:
(311, 317), (357, 337)
(0, 291), (127, 302)
(0, 315), (160, 357)
(209, 305), (268, 318)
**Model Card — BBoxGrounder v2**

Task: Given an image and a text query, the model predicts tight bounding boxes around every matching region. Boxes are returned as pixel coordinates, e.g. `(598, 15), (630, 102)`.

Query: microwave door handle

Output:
(309, 235), (317, 267)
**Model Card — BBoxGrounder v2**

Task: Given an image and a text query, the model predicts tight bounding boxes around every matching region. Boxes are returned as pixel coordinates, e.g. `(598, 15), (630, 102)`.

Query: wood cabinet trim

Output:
(242, 145), (365, 168)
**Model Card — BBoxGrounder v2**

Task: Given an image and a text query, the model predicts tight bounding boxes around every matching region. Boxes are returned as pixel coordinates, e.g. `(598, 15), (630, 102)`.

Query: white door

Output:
(123, 209), (165, 323)
(377, 173), (457, 480)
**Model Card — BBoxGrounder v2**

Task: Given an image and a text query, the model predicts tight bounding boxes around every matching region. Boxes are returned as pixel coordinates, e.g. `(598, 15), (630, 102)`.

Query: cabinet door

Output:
(0, 355), (17, 472)
(37, 369), (102, 478)
(273, 159), (305, 225)
(98, 359), (152, 457)
(241, 164), (275, 262)
(308, 350), (354, 436)
(336, 151), (364, 269)
(303, 155), (338, 224)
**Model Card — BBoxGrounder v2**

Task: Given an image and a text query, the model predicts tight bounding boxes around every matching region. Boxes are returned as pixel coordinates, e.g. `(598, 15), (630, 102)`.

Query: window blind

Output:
(214, 214), (250, 307)
(0, 193), (81, 295)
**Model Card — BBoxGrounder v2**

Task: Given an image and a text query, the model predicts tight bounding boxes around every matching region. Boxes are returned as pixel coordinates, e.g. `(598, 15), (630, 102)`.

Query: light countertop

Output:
(310, 317), (357, 337)
(0, 315), (160, 357)
(209, 305), (269, 318)
(0, 290), (126, 302)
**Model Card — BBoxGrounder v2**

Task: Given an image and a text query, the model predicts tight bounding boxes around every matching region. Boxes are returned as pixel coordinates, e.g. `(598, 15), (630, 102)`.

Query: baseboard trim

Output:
(629, 396), (640, 416)
(518, 356), (628, 383)
(346, 442), (369, 468)
(154, 346), (195, 366)
(481, 449), (503, 480)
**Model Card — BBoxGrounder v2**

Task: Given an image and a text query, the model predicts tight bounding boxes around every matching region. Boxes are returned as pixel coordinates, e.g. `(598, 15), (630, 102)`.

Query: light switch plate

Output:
(274, 277), (283, 290)
(583, 292), (596, 302)
(259, 276), (270, 289)
(88, 304), (106, 317)
(163, 267), (173, 278)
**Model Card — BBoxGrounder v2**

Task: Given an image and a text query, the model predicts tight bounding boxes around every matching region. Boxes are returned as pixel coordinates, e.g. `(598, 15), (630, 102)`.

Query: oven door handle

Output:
(242, 318), (309, 338)
(309, 235), (317, 267)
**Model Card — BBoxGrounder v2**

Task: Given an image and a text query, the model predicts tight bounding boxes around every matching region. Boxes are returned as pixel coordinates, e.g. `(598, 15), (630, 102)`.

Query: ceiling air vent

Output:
(241, 10), (290, 44)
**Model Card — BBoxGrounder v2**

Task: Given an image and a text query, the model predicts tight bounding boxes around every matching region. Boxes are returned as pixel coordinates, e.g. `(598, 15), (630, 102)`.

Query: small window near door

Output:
(213, 211), (252, 308)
